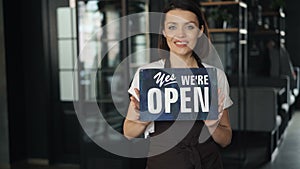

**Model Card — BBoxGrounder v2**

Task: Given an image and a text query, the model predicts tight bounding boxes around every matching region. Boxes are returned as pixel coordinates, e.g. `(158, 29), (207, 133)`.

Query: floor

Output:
(258, 111), (300, 169)
(223, 111), (300, 169)
(10, 164), (78, 169)
(9, 111), (300, 169)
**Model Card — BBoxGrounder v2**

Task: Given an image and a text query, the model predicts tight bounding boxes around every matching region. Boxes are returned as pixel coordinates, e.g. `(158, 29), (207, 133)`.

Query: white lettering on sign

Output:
(180, 87), (191, 113)
(147, 86), (210, 114)
(165, 88), (178, 113)
(153, 72), (176, 87)
(181, 74), (209, 86)
(194, 87), (209, 112)
(147, 88), (162, 114)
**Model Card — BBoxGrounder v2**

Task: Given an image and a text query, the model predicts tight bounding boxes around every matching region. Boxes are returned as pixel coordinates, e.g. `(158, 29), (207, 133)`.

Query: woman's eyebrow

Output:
(165, 22), (177, 25)
(185, 21), (197, 25)
(165, 21), (197, 25)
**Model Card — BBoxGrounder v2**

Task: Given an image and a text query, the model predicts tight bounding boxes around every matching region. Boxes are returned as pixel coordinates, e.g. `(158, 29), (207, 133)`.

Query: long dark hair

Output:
(158, 0), (210, 68)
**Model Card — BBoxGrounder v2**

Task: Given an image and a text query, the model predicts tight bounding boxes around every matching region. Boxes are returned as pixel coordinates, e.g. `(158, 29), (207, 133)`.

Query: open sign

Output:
(139, 68), (218, 121)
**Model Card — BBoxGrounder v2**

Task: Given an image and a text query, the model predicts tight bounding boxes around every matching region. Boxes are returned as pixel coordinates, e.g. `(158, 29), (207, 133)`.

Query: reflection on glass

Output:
(211, 34), (236, 75)
(59, 40), (74, 69)
(131, 35), (148, 64)
(82, 70), (97, 100)
(107, 41), (120, 67)
(78, 1), (122, 102)
(78, 1), (102, 66)
(59, 71), (78, 101)
(73, 40), (78, 70)
(106, 10), (120, 40)
(77, 0), (150, 139)
(80, 41), (98, 69)
(57, 7), (78, 101)
(57, 8), (75, 38)
(128, 12), (146, 34)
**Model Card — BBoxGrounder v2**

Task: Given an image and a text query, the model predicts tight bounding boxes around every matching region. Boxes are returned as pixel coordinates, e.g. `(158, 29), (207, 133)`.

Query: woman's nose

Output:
(176, 28), (186, 37)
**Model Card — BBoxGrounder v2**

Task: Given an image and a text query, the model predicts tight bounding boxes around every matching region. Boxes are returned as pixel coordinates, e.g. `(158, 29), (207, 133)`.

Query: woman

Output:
(124, 0), (233, 168)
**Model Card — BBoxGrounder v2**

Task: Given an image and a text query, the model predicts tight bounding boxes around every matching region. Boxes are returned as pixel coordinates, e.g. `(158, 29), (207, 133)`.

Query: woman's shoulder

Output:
(202, 63), (227, 79)
(202, 63), (224, 73)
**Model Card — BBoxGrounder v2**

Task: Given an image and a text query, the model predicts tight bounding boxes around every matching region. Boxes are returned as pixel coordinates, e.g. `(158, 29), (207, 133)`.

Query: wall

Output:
(286, 1), (300, 67)
(3, 0), (50, 163)
(21, 0), (50, 159)
(0, 0), (10, 167)
(3, 0), (28, 163)
(286, 1), (300, 109)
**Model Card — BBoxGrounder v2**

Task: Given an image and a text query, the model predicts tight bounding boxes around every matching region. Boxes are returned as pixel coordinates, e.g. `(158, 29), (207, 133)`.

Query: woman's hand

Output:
(203, 88), (232, 147)
(123, 88), (151, 139)
(204, 88), (225, 127)
(127, 88), (151, 125)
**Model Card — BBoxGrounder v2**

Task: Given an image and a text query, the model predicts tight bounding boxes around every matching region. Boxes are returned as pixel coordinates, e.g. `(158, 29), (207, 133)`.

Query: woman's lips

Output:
(174, 40), (188, 47)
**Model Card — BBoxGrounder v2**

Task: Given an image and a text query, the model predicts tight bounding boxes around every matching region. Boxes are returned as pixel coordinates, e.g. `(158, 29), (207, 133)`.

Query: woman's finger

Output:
(130, 96), (140, 110)
(134, 88), (141, 109)
(134, 88), (140, 98)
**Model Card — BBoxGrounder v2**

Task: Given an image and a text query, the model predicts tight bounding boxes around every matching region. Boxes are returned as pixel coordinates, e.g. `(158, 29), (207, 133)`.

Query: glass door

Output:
(76, 1), (150, 168)
(48, 0), (80, 164)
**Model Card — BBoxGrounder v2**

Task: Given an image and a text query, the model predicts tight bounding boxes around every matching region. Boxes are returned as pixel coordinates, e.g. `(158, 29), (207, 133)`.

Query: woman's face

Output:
(163, 9), (203, 57)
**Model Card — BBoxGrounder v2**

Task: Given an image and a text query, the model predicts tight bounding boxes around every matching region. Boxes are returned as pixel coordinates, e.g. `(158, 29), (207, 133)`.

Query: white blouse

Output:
(128, 59), (233, 138)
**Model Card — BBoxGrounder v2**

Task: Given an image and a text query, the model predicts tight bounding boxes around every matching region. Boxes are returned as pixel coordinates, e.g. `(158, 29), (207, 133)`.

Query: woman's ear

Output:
(162, 30), (166, 37)
(198, 25), (204, 38)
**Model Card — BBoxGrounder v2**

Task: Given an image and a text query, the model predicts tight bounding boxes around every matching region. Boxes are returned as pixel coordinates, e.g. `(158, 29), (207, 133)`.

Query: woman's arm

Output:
(206, 109), (232, 147)
(204, 89), (232, 147)
(123, 89), (151, 139)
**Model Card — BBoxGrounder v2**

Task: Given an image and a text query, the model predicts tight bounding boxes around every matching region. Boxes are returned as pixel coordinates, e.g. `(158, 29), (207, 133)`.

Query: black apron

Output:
(146, 121), (223, 169)
(146, 57), (223, 169)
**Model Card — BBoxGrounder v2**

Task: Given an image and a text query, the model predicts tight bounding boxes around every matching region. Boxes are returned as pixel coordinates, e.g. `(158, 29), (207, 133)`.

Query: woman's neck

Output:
(169, 53), (198, 68)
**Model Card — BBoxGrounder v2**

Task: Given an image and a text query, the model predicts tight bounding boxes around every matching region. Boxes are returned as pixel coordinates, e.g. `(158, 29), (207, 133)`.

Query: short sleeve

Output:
(128, 69), (140, 101)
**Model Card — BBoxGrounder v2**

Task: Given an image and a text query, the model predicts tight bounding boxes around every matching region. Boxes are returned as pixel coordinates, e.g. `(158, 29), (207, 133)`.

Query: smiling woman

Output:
(123, 0), (233, 168)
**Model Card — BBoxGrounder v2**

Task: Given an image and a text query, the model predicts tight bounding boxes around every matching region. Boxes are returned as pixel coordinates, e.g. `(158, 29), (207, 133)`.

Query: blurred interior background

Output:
(1, 0), (300, 169)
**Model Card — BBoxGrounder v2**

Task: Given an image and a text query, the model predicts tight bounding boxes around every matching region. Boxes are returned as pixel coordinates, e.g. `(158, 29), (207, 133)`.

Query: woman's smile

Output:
(174, 39), (189, 47)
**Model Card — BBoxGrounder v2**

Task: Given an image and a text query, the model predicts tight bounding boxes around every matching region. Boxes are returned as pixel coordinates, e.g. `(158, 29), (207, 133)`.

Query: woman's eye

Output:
(168, 25), (176, 30)
(186, 25), (195, 30)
